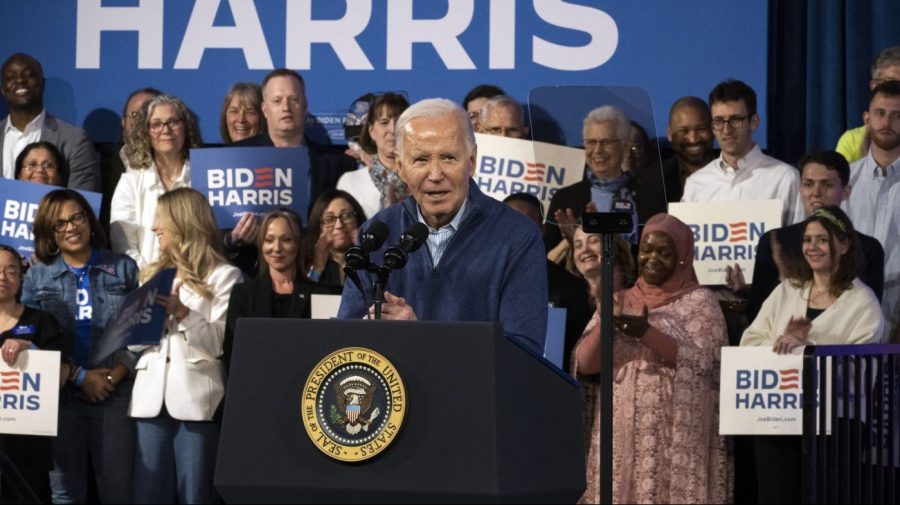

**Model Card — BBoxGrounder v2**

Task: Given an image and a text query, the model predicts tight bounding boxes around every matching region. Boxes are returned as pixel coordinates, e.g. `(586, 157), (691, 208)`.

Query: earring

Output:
(49, 244), (60, 256)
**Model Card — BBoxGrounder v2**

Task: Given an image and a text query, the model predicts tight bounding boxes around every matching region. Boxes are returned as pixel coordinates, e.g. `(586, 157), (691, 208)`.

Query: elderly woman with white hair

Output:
(544, 105), (666, 261)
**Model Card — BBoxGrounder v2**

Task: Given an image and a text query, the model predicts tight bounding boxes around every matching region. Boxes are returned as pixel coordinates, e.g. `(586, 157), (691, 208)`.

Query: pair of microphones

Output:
(343, 221), (429, 320)
(344, 220), (429, 274)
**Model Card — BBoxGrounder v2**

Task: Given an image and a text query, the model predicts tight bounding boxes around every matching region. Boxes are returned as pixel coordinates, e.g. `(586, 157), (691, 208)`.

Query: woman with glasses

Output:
(20, 189), (139, 504)
(14, 141), (69, 186)
(128, 188), (241, 504)
(0, 244), (66, 504)
(306, 190), (366, 288)
(110, 94), (203, 269)
(337, 92), (410, 219)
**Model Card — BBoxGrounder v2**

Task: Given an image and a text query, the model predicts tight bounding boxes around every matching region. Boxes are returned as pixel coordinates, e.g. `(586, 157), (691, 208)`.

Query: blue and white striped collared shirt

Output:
(417, 200), (469, 267)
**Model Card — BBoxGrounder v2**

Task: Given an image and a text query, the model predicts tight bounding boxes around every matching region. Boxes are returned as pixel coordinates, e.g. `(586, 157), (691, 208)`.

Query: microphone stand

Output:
(370, 265), (390, 320)
(599, 232), (615, 505)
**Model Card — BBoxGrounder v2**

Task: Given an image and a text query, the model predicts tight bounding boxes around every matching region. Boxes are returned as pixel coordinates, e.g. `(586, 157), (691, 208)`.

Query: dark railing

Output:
(801, 344), (900, 504)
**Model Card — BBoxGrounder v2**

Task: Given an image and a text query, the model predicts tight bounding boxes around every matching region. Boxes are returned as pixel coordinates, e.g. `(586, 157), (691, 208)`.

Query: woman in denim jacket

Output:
(21, 189), (139, 504)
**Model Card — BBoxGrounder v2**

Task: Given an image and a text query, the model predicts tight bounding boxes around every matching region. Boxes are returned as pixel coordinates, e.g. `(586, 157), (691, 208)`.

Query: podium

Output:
(215, 319), (585, 503)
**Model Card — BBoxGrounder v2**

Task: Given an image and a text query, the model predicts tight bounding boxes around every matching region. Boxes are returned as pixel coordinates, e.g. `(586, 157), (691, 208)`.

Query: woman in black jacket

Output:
(0, 244), (68, 504)
(224, 210), (339, 371)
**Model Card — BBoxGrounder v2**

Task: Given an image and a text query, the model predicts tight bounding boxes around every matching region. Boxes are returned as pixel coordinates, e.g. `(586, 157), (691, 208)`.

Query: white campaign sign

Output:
(669, 200), (783, 285)
(474, 133), (585, 212)
(719, 347), (805, 435)
(0, 350), (60, 437)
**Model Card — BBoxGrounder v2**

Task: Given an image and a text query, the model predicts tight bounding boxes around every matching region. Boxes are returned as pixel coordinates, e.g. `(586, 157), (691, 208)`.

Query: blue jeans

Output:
(133, 410), (220, 504)
(49, 384), (135, 504)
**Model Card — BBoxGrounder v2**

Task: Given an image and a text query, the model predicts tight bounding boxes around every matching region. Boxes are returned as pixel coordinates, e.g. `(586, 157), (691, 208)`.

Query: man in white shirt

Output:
(682, 80), (802, 345)
(844, 80), (900, 340)
(0, 53), (99, 190)
(682, 79), (802, 226)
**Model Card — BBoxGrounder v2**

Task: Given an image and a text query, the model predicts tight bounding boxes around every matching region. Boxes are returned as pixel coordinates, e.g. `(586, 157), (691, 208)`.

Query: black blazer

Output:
(543, 172), (668, 250)
(0, 307), (67, 474)
(747, 224), (885, 323)
(223, 274), (341, 371)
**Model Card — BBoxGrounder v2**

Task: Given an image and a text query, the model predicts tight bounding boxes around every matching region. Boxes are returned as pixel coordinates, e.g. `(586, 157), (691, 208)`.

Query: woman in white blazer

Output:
(110, 94), (202, 270)
(741, 205), (883, 504)
(129, 188), (242, 504)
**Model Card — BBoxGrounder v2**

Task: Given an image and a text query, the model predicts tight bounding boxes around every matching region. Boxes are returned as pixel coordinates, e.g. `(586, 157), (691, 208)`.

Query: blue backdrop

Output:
(0, 0), (769, 146)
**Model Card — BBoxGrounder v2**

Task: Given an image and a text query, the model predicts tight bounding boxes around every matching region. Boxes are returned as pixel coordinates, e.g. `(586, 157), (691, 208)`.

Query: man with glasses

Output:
(478, 96), (529, 139)
(682, 79), (802, 226)
(462, 84), (505, 132)
(1, 53), (100, 191)
(543, 105), (665, 256)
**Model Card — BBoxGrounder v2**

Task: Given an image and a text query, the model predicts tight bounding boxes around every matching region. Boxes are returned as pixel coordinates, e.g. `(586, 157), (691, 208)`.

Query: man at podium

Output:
(337, 98), (548, 354)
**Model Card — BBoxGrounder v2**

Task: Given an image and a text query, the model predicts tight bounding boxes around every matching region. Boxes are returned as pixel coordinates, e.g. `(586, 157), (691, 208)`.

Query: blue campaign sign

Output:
(190, 146), (310, 228)
(92, 268), (177, 366)
(0, 1), (768, 145)
(0, 179), (102, 258)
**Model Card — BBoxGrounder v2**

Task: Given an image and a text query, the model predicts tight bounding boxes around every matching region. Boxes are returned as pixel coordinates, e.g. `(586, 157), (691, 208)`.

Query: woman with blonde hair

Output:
(219, 82), (265, 143)
(128, 188), (242, 504)
(110, 94), (203, 269)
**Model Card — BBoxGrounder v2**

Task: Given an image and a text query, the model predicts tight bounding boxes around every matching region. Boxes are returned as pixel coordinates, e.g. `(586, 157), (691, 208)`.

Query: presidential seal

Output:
(301, 347), (406, 463)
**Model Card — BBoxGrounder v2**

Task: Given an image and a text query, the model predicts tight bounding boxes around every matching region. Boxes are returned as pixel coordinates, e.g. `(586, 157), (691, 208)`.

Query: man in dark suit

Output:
(746, 149), (885, 323)
(1, 53), (99, 191)
(544, 105), (666, 252)
(661, 96), (715, 203)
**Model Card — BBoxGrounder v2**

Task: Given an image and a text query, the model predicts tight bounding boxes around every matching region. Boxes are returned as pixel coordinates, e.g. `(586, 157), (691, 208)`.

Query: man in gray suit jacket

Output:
(1, 53), (99, 191)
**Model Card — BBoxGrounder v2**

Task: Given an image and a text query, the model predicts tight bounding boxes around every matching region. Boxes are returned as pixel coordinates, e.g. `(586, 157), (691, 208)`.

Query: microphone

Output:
(383, 223), (429, 271)
(345, 220), (390, 271)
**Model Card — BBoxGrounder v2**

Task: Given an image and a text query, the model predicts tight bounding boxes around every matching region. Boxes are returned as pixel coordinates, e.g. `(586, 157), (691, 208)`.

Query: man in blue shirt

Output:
(337, 98), (548, 354)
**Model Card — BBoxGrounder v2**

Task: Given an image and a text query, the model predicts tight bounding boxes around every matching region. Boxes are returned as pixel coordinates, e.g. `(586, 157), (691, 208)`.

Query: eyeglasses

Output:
(53, 211), (87, 232)
(711, 115), (751, 131)
(23, 160), (58, 172)
(0, 267), (20, 279)
(148, 118), (184, 133)
(583, 138), (621, 151)
(321, 211), (357, 227)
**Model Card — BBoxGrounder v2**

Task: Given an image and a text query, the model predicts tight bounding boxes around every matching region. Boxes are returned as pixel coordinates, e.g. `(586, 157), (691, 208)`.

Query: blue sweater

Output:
(338, 180), (549, 354)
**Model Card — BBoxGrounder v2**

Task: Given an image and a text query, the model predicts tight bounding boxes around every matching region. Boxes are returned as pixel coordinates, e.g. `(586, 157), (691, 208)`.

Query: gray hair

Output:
(395, 98), (475, 155)
(873, 46), (900, 79)
(479, 95), (526, 128)
(582, 105), (630, 141)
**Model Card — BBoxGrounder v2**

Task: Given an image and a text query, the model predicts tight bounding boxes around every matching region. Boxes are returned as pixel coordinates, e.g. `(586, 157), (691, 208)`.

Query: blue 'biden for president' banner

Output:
(190, 147), (310, 228)
(0, 179), (102, 258)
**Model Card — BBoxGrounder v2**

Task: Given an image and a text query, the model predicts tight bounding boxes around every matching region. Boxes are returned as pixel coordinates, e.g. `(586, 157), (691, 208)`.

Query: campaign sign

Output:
(719, 347), (806, 435)
(474, 133), (584, 211)
(0, 350), (60, 437)
(0, 179), (102, 258)
(92, 268), (177, 367)
(190, 147), (310, 228)
(668, 200), (783, 285)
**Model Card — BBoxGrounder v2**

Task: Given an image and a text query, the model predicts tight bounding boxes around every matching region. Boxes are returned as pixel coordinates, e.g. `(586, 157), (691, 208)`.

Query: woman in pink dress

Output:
(573, 213), (732, 503)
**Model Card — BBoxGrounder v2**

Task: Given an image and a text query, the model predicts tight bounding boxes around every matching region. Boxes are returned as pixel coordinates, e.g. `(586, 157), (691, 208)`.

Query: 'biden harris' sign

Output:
(190, 146), (310, 228)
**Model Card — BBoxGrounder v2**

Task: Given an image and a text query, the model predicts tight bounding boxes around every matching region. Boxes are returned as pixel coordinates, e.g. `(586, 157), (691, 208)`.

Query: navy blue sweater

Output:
(338, 180), (549, 354)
